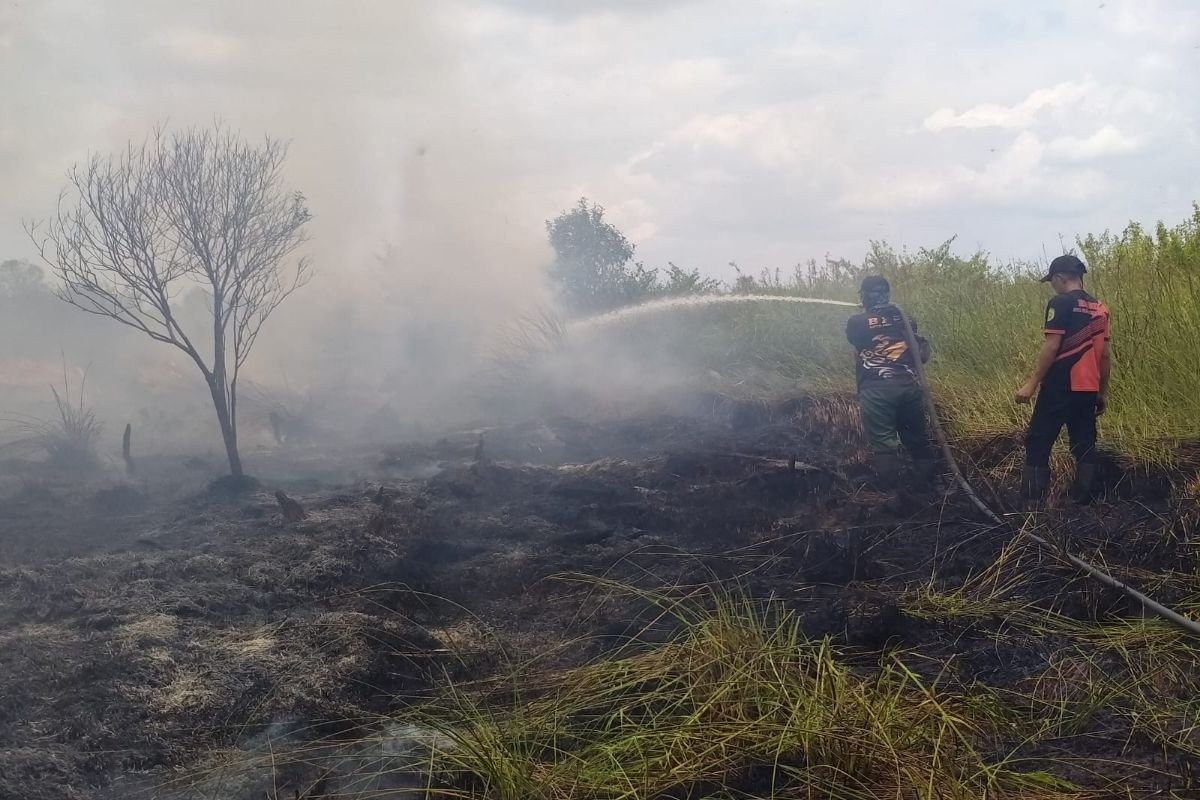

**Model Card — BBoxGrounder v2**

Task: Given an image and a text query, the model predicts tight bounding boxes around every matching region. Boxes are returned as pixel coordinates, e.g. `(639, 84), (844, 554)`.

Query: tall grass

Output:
(0, 358), (102, 468)
(1078, 213), (1200, 453)
(418, 585), (1080, 799)
(755, 211), (1200, 461)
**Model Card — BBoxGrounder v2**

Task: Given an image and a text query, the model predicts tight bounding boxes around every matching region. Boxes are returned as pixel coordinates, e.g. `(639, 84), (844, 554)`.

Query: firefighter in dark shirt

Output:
(845, 276), (936, 493)
(1015, 254), (1111, 505)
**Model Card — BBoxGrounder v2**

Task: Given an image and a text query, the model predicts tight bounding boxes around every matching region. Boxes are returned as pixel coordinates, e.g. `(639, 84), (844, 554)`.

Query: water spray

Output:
(893, 304), (1200, 638)
(571, 294), (857, 332)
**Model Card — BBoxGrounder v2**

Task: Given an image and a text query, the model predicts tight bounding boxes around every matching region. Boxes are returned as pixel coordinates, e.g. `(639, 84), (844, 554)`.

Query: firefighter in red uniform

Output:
(1015, 255), (1112, 506)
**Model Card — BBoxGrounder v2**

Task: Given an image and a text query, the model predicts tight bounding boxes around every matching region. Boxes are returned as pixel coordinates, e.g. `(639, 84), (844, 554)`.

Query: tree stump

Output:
(275, 490), (307, 523)
(122, 423), (135, 475)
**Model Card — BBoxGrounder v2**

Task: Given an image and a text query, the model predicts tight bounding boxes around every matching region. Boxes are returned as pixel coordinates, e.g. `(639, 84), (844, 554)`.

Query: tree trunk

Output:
(208, 378), (243, 477)
(122, 423), (135, 475)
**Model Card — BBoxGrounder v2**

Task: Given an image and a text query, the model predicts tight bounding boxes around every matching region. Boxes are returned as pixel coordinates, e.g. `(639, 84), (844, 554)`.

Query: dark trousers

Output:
(1024, 388), (1098, 467)
(858, 384), (933, 459)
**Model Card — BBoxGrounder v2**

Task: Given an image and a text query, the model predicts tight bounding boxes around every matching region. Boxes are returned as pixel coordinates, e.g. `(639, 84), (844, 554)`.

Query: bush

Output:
(546, 199), (655, 314)
(2, 362), (102, 469)
(546, 200), (722, 315)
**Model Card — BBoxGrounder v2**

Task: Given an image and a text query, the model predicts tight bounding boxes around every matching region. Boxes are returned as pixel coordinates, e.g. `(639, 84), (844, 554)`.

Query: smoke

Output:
(3, 0), (555, 446)
(6, 1), (857, 455)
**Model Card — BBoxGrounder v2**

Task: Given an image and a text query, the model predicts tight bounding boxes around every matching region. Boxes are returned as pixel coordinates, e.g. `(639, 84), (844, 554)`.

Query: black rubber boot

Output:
(872, 452), (901, 492)
(873, 453), (911, 512)
(1069, 462), (1097, 505)
(913, 458), (945, 496)
(1020, 464), (1050, 510)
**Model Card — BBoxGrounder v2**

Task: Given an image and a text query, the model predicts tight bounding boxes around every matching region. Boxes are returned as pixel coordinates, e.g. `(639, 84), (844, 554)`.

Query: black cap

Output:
(1040, 254), (1087, 282)
(859, 275), (890, 294)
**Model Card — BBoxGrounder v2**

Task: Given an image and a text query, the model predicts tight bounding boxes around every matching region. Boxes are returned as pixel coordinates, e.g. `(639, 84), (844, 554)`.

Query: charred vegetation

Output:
(2, 400), (1199, 798)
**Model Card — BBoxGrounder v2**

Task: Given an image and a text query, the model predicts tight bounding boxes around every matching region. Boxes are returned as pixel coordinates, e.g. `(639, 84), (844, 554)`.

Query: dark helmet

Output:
(859, 276), (890, 295)
(859, 275), (891, 308)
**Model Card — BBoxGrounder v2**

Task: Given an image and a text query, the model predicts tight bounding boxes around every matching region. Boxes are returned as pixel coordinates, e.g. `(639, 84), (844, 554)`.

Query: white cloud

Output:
(924, 80), (1095, 131)
(1103, 0), (1200, 45)
(4, 0), (1200, 274)
(607, 197), (660, 243)
(1047, 125), (1141, 161)
(690, 167), (737, 186)
(148, 27), (244, 66)
(0, 1), (16, 49)
(650, 58), (738, 95)
(840, 132), (1106, 211)
(637, 107), (817, 171)
(487, 0), (698, 19)
(769, 33), (858, 67)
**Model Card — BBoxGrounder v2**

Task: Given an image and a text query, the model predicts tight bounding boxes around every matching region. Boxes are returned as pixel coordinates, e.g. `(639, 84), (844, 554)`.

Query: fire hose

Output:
(892, 305), (1200, 638)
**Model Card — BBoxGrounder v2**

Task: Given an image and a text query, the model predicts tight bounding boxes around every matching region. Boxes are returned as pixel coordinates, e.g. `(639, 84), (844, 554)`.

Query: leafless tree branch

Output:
(24, 122), (312, 477)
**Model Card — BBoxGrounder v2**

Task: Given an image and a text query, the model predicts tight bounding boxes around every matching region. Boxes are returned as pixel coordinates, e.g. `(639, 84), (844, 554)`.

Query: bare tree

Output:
(26, 123), (312, 478)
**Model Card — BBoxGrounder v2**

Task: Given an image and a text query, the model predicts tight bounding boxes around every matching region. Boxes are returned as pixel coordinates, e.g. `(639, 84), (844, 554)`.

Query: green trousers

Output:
(858, 384), (933, 458)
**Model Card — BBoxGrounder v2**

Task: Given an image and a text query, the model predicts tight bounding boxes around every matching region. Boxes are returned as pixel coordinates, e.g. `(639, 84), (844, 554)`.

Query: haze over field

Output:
(2, 0), (1199, 442)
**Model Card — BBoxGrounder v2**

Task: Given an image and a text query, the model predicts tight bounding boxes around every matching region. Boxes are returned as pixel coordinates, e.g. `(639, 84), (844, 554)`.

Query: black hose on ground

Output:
(891, 304), (1200, 638)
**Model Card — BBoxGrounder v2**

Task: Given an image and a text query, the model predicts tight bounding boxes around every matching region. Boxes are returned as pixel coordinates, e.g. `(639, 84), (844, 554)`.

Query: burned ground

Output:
(1, 399), (1198, 798)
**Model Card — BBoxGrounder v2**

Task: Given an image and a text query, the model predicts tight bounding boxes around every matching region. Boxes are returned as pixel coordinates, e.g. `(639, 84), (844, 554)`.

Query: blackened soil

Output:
(1, 405), (1197, 798)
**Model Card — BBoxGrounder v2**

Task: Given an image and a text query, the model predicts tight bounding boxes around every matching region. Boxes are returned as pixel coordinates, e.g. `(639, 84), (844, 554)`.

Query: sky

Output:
(2, 0), (1199, 284)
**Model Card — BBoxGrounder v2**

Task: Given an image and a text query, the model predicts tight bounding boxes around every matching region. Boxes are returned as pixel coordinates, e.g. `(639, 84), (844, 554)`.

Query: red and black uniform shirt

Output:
(1042, 289), (1110, 393)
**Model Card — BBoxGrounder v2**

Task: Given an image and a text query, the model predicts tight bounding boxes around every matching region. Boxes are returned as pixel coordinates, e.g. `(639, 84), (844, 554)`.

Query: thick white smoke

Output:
(3, 0), (555, 442)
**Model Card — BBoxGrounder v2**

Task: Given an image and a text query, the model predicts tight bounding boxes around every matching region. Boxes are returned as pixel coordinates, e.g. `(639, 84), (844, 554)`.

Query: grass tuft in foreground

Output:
(418, 586), (1080, 799)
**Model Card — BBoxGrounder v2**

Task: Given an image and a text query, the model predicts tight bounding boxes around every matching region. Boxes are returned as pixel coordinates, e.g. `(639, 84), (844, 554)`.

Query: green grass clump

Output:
(419, 587), (1080, 799)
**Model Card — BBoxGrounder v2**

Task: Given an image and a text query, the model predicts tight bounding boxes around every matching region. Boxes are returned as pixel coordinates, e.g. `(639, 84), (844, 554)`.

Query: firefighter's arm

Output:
(1015, 333), (1062, 404)
(845, 316), (860, 347)
(903, 313), (930, 362)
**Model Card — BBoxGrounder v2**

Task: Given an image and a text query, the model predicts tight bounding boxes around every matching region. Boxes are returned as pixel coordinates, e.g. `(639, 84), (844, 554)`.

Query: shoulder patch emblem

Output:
(1046, 306), (1056, 324)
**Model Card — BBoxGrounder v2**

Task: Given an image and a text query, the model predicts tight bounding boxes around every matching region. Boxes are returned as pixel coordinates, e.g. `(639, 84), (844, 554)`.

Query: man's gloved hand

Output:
(1014, 382), (1037, 404)
(1097, 393), (1108, 416)
(917, 336), (931, 364)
